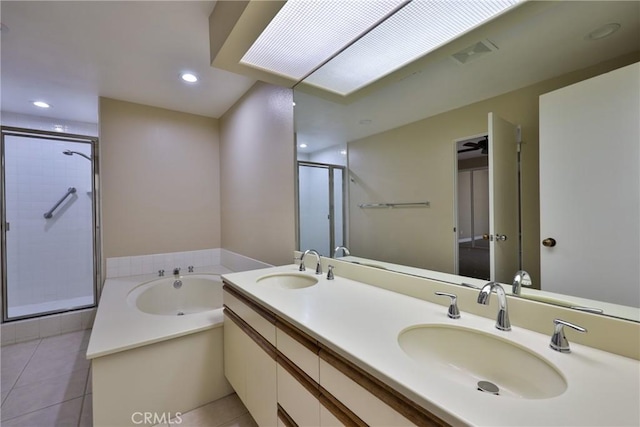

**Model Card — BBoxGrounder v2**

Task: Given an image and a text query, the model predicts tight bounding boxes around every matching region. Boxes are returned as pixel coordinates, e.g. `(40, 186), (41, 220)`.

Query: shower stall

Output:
(297, 161), (346, 258)
(1, 127), (99, 321)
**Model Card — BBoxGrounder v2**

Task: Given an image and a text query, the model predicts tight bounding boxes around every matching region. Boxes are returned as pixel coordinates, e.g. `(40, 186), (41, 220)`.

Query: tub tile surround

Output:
(222, 257), (640, 426)
(105, 248), (271, 279)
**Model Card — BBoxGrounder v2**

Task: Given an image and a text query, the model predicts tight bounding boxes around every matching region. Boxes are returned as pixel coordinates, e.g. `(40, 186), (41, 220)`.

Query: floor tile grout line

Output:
(4, 337), (43, 396)
(78, 369), (92, 427)
(77, 394), (86, 427)
(10, 361), (91, 391)
(0, 394), (84, 423)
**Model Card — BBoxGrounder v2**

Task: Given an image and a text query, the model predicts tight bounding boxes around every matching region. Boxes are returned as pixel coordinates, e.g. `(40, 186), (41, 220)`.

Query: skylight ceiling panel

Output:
(304, 0), (522, 96)
(240, 0), (407, 80)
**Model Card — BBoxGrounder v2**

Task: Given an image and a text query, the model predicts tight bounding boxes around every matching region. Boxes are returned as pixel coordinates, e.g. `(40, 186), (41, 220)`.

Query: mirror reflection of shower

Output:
(63, 149), (92, 161)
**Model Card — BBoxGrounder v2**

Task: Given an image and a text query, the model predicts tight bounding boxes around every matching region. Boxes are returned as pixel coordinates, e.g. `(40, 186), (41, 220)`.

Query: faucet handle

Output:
(327, 265), (334, 280)
(550, 319), (587, 353)
(435, 292), (461, 319)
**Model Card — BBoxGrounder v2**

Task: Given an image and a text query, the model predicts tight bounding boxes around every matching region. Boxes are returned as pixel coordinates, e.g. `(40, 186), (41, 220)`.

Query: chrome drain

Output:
(177, 311), (184, 316)
(477, 380), (499, 395)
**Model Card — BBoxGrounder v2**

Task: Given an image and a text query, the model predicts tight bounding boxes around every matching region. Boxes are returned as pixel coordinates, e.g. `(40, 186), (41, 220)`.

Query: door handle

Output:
(482, 234), (491, 241)
(542, 238), (557, 247)
(495, 234), (507, 241)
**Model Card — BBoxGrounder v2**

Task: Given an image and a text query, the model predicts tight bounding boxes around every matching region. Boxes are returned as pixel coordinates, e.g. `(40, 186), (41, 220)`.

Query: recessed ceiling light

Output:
(299, 143), (308, 148)
(181, 73), (198, 83)
(33, 101), (51, 108)
(585, 23), (621, 41)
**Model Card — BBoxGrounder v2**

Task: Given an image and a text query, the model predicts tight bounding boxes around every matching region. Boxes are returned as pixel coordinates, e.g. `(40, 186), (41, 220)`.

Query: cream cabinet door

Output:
(224, 312), (277, 426)
(246, 338), (277, 427)
(223, 314), (248, 402)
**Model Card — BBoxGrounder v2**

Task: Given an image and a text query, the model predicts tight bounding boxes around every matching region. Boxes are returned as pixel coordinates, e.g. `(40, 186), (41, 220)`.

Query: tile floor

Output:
(1, 330), (257, 427)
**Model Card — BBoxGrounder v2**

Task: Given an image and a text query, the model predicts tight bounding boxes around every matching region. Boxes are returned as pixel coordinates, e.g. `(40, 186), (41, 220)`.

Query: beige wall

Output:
(349, 53), (639, 280)
(219, 82), (295, 266)
(100, 98), (221, 258)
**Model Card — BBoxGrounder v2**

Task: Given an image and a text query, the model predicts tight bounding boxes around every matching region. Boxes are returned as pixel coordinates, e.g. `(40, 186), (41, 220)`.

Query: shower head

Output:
(62, 150), (92, 161)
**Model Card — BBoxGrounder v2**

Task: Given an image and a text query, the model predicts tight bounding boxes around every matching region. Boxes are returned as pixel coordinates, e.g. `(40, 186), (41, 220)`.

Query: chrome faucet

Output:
(299, 249), (323, 275)
(173, 267), (181, 276)
(477, 282), (511, 331)
(333, 246), (351, 258)
(550, 319), (587, 353)
(512, 270), (532, 295)
(327, 265), (335, 280)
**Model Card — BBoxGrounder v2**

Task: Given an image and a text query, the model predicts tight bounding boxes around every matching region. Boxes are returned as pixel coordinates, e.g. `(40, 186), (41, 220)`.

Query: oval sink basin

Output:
(398, 325), (567, 399)
(257, 273), (318, 289)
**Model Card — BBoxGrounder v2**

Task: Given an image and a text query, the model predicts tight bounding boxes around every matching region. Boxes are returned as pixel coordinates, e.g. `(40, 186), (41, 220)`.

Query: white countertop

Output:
(87, 266), (230, 359)
(222, 264), (640, 427)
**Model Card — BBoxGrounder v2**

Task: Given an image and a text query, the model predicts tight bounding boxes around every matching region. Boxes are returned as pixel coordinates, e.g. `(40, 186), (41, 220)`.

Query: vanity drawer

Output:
(277, 320), (320, 382)
(320, 358), (414, 426)
(320, 404), (344, 427)
(223, 284), (276, 345)
(277, 359), (320, 427)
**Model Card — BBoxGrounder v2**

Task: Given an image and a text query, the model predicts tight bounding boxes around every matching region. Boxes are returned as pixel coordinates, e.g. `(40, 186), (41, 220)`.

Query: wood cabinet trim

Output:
(318, 388), (368, 427)
(277, 404), (298, 427)
(224, 280), (447, 426)
(276, 316), (320, 355)
(276, 352), (320, 398)
(224, 307), (276, 360)
(319, 345), (449, 427)
(223, 282), (276, 324)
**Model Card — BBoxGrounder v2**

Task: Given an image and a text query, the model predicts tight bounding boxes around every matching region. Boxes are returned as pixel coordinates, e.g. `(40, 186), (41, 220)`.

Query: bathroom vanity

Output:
(221, 258), (640, 426)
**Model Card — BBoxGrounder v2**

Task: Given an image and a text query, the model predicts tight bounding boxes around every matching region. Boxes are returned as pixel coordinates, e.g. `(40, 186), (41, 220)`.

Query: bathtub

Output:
(87, 271), (233, 426)
(128, 274), (224, 316)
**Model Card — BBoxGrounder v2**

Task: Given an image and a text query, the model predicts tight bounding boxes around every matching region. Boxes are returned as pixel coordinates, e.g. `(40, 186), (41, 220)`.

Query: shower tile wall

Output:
(4, 136), (94, 318)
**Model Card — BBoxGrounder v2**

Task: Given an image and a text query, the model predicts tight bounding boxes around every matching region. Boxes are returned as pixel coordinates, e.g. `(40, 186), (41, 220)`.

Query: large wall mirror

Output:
(293, 1), (640, 322)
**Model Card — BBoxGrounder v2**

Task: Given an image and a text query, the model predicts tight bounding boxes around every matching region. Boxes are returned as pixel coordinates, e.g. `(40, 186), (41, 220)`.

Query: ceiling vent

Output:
(451, 39), (498, 65)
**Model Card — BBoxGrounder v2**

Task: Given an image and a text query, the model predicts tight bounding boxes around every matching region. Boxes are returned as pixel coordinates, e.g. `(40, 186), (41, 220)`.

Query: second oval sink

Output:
(398, 325), (567, 399)
(256, 273), (318, 289)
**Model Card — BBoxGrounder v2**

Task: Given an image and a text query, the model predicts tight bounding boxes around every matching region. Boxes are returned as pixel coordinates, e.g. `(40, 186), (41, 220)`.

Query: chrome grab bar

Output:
(358, 201), (430, 208)
(44, 187), (77, 219)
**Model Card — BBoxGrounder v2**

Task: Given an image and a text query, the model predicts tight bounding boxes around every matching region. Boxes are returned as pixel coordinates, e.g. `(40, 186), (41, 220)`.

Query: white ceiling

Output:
(0, 1), (256, 124)
(1, 1), (638, 134)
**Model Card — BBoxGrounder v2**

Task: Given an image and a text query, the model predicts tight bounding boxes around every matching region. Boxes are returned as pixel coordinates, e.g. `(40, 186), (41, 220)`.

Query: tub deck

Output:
(87, 267), (230, 359)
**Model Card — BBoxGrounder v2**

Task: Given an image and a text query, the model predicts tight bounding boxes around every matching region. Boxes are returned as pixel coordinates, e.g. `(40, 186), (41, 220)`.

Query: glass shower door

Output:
(1, 130), (97, 321)
(297, 162), (346, 258)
